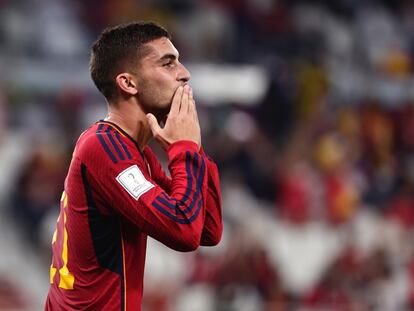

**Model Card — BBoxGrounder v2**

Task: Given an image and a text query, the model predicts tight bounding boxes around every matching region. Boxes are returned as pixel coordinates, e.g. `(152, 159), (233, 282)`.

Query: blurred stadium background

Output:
(1, 0), (414, 310)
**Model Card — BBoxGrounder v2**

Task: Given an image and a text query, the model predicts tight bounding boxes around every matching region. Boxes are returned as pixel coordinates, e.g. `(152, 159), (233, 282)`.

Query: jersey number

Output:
(49, 191), (75, 290)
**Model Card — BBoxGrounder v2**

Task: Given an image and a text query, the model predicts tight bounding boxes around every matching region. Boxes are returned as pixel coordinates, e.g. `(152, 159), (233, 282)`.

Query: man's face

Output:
(135, 37), (191, 119)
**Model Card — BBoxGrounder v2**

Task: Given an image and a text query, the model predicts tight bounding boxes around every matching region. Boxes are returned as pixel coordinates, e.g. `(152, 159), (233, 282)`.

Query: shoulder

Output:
(75, 123), (138, 166)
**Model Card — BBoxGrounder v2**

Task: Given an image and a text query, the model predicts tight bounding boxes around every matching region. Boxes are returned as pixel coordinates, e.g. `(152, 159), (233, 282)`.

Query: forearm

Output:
(141, 141), (208, 251)
(199, 155), (223, 246)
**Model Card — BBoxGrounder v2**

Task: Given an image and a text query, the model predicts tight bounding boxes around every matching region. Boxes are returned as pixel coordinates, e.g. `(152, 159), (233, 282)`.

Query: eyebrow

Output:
(159, 53), (178, 63)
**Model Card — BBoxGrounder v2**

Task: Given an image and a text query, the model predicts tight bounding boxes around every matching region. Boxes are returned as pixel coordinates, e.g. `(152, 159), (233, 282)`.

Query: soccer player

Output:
(45, 21), (223, 310)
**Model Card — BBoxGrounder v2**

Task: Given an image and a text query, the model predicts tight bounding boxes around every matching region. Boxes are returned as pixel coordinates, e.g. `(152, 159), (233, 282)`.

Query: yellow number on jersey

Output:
(50, 191), (75, 290)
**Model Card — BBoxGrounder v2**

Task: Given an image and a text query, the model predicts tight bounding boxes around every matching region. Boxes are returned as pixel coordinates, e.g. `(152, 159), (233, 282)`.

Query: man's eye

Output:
(163, 62), (174, 67)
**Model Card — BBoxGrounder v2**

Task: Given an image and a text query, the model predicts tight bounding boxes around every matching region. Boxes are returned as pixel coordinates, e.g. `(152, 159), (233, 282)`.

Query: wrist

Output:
(167, 140), (200, 159)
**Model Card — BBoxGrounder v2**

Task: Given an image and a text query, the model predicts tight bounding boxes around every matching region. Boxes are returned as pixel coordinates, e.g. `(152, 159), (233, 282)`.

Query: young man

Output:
(45, 21), (223, 310)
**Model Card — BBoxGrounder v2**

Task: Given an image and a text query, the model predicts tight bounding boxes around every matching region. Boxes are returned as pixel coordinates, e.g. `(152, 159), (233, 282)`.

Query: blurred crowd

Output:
(2, 0), (414, 310)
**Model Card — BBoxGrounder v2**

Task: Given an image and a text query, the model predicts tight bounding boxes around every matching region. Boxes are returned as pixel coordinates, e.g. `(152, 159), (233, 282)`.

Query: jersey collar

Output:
(96, 120), (145, 155)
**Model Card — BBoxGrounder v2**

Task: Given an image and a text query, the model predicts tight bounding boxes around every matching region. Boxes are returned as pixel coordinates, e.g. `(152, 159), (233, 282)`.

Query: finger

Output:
(193, 100), (200, 124)
(188, 87), (195, 114)
(146, 113), (161, 136)
(170, 86), (183, 117)
(190, 88), (199, 122)
(180, 84), (190, 114)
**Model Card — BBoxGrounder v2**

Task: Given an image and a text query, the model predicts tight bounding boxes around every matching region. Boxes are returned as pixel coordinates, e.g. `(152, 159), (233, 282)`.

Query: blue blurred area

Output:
(1, 0), (414, 310)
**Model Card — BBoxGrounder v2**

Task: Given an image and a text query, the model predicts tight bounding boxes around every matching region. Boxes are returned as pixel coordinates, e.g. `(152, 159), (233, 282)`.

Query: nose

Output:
(177, 63), (191, 83)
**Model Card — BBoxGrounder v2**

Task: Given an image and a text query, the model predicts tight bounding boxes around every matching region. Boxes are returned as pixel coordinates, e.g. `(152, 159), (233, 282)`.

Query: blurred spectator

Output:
(0, 276), (28, 310)
(11, 145), (67, 247)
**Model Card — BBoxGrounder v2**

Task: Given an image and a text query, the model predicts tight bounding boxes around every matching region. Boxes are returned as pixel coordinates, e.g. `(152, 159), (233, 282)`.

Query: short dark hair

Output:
(89, 21), (171, 101)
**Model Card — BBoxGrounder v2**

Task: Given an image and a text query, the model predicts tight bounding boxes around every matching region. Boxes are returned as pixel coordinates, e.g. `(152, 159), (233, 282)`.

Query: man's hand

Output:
(146, 85), (201, 150)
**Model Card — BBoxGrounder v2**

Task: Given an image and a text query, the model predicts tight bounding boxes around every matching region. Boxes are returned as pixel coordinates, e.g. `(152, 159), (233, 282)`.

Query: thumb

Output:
(146, 113), (161, 136)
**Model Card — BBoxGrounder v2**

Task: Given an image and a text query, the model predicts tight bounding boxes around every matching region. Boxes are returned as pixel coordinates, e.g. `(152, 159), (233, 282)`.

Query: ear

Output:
(115, 73), (138, 95)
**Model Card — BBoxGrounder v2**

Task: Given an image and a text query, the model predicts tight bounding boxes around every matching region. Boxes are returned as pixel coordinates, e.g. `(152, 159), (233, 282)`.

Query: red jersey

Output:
(45, 121), (222, 311)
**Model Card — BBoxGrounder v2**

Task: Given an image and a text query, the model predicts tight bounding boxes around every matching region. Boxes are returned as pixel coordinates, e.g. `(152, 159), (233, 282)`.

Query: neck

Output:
(105, 99), (153, 150)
